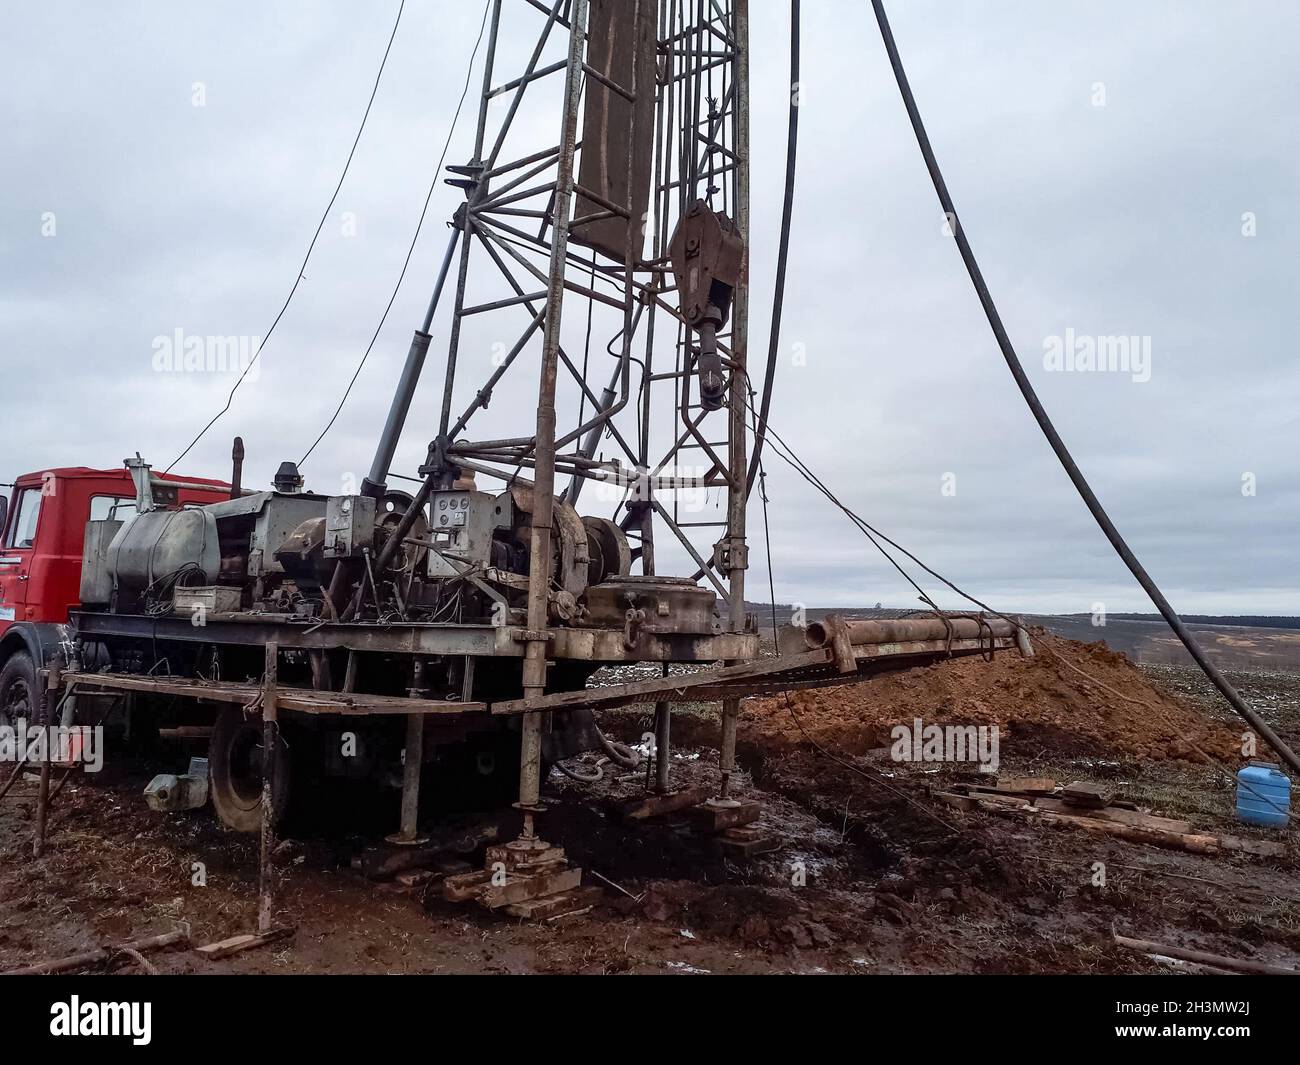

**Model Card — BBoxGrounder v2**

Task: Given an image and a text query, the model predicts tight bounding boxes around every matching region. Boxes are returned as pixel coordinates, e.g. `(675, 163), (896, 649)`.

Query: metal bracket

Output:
(711, 538), (749, 572)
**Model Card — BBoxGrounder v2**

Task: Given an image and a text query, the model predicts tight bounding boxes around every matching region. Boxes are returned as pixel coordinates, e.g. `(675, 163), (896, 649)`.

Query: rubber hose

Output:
(870, 0), (1300, 778)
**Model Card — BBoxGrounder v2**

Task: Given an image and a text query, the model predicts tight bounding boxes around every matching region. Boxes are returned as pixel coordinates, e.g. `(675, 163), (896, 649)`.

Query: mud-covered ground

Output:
(1, 656), (1297, 975)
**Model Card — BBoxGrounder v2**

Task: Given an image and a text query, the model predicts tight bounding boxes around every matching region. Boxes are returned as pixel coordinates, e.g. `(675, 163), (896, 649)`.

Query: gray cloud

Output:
(2, 1), (1295, 615)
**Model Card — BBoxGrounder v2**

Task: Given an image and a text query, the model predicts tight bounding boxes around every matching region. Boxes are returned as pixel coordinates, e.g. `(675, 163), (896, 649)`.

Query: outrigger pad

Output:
(691, 799), (762, 833)
(441, 838), (595, 920)
(618, 785), (713, 823)
(504, 886), (603, 921)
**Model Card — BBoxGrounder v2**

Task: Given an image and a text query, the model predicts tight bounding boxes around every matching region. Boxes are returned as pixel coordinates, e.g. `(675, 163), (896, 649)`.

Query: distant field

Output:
(747, 603), (1300, 674)
(1023, 615), (1300, 673)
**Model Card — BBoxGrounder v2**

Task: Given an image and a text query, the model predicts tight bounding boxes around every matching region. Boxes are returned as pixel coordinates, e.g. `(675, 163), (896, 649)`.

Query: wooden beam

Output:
(195, 927), (294, 961)
(2, 928), (189, 976)
(259, 643), (278, 934)
(1114, 933), (1299, 976)
(62, 672), (483, 716)
(938, 791), (1287, 857)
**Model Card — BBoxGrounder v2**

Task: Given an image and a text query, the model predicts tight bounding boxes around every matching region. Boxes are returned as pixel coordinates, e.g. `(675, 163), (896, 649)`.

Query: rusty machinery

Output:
(68, 1), (1020, 914)
(72, 0), (756, 854)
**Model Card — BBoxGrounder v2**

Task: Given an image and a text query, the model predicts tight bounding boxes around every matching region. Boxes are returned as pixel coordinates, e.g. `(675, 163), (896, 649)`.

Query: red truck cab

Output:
(0, 467), (229, 723)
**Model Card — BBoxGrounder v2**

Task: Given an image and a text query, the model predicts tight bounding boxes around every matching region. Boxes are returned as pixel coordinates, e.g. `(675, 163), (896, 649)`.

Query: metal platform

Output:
(63, 629), (1014, 721)
(490, 630), (1017, 716)
(71, 610), (759, 665)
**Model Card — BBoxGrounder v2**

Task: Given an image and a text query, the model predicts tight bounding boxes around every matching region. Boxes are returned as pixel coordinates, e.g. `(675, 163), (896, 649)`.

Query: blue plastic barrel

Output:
(1236, 762), (1291, 828)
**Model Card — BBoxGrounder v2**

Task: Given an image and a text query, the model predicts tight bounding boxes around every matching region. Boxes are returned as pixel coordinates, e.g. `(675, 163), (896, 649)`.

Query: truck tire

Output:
(209, 706), (289, 833)
(0, 651), (38, 730)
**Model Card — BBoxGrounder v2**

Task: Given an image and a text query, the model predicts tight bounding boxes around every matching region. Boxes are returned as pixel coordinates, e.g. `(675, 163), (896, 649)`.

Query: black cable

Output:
(755, 401), (1293, 822)
(745, 0), (799, 497)
(746, 385), (783, 646)
(752, 413), (966, 837)
(757, 466), (779, 647)
(166, 0), (408, 473)
(869, 0), (1300, 778)
(298, 0), (493, 467)
(746, 392), (939, 608)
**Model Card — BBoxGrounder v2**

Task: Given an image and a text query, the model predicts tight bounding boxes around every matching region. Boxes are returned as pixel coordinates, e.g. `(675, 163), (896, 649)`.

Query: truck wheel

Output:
(0, 651), (38, 729)
(209, 706), (289, 833)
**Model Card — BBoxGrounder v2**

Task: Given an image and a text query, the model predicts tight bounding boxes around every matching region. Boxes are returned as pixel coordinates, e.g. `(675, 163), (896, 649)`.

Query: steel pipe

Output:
(804, 615), (1016, 651)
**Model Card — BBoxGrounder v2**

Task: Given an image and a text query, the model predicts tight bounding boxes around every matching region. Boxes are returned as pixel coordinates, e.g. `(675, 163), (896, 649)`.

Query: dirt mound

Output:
(745, 632), (1240, 763)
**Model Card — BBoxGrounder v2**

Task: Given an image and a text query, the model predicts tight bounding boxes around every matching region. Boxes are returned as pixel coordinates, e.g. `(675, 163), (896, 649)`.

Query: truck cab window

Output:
(5, 488), (42, 549)
(89, 496), (138, 523)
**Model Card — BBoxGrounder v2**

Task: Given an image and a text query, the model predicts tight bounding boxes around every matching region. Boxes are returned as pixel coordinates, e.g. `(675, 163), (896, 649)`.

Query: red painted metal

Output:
(0, 467), (229, 639)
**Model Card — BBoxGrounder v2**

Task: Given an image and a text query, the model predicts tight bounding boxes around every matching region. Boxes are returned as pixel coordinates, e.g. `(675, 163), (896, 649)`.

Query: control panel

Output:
(426, 490), (509, 577)
(324, 495), (377, 559)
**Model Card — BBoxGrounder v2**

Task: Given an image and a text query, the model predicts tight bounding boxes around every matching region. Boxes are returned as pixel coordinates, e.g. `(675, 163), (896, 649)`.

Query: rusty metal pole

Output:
(258, 642), (279, 934)
(391, 660), (427, 844)
(641, 367), (671, 792)
(33, 666), (56, 858)
(435, 0), (503, 458)
(654, 677), (671, 793)
(646, 0), (671, 795)
(230, 436), (244, 501)
(644, 499), (671, 792)
(718, 0), (750, 801)
(397, 712), (424, 839)
(517, 0), (591, 839)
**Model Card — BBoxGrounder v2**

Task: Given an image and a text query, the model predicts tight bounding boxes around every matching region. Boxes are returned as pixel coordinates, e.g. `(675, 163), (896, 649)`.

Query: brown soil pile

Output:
(745, 633), (1240, 763)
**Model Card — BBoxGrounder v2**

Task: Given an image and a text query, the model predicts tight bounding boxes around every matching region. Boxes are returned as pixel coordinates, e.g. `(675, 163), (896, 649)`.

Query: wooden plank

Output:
(938, 791), (1026, 813)
(620, 785), (712, 822)
(66, 673), (254, 705)
(1035, 811), (1222, 854)
(1114, 933), (1299, 976)
(442, 869), (494, 902)
(991, 777), (1057, 796)
(395, 869), (440, 888)
(716, 825), (780, 858)
(1031, 796), (1195, 835)
(195, 927), (294, 960)
(278, 692), (485, 716)
(692, 800), (762, 833)
(480, 867), (583, 910)
(196, 934), (257, 958)
(2, 929), (189, 976)
(63, 671), (483, 716)
(948, 789), (1195, 834)
(1062, 781), (1113, 808)
(936, 792), (1284, 856)
(503, 885), (603, 920)
(1217, 834), (1287, 857)
(947, 790), (1032, 810)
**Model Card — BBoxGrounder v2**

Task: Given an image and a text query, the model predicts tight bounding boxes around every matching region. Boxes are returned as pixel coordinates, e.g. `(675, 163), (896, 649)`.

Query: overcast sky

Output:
(2, 1), (1296, 615)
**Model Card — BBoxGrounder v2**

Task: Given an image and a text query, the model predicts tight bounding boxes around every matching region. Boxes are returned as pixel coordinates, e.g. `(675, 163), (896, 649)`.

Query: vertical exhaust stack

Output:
(230, 437), (244, 501)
